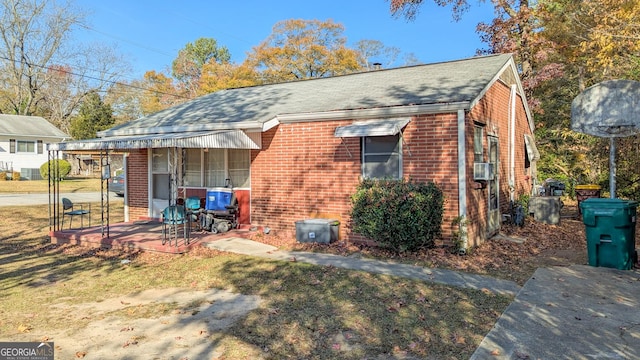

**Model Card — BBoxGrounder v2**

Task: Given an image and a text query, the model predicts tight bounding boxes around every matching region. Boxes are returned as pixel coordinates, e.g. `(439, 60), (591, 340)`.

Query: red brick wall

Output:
(402, 114), (460, 243)
(251, 121), (361, 240)
(465, 81), (534, 246)
(126, 149), (149, 220)
(250, 115), (461, 244)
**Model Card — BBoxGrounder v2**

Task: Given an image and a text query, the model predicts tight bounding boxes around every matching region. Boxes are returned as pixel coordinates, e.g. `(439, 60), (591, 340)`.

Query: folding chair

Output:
(184, 196), (203, 232)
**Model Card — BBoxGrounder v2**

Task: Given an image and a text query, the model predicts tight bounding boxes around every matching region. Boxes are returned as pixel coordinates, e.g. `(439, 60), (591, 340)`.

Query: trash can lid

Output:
(580, 198), (638, 208)
(575, 184), (601, 190)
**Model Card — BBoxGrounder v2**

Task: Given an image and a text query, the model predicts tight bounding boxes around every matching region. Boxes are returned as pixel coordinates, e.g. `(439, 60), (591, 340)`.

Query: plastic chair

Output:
(184, 196), (202, 232)
(61, 198), (91, 229)
(161, 205), (189, 246)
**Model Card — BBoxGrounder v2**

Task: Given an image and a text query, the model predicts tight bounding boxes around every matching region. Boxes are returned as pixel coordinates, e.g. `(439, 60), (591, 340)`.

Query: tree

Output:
(247, 19), (361, 83)
(198, 61), (260, 94)
(389, 0), (540, 91)
(69, 92), (115, 140)
(171, 37), (231, 98)
(354, 39), (402, 70)
(137, 70), (186, 116)
(0, 0), (130, 134)
(103, 81), (145, 125)
(0, 0), (82, 116)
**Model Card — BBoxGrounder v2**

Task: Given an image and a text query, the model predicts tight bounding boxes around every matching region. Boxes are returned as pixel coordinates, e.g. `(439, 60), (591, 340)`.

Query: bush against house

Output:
(40, 159), (71, 181)
(350, 179), (444, 252)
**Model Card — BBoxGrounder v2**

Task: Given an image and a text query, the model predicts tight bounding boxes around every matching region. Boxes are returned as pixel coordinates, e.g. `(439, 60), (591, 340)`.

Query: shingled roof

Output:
(101, 54), (519, 137)
(0, 115), (68, 138)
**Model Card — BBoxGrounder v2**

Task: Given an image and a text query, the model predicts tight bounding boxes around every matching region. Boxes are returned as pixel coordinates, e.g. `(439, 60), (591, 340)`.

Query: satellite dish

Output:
(571, 80), (640, 137)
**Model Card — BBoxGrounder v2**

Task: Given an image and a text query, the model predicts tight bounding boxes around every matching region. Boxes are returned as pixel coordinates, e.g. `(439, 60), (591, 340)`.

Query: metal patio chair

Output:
(161, 205), (189, 246)
(61, 198), (91, 229)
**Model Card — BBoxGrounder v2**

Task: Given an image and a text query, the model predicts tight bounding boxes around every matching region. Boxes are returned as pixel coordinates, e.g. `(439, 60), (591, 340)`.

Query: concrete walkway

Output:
(205, 237), (640, 359)
(204, 237), (521, 296)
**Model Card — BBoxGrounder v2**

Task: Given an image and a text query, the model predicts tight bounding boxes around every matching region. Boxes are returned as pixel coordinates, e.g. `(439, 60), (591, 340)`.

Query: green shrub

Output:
(350, 178), (444, 252)
(12, 171), (20, 181)
(40, 159), (71, 181)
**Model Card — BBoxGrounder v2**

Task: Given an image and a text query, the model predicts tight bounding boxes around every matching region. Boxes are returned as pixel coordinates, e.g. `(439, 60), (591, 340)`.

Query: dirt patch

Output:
(42, 288), (261, 359)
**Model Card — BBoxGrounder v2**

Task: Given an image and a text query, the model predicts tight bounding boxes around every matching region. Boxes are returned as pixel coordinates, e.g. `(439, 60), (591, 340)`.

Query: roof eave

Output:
(468, 56), (535, 133)
(276, 102), (471, 124)
(98, 121), (264, 137)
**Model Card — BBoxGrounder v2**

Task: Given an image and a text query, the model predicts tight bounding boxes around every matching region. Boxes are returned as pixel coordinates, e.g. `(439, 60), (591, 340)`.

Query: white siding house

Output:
(0, 115), (68, 179)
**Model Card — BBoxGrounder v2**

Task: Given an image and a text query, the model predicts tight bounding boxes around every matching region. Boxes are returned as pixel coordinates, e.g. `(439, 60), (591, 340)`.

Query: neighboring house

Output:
(51, 54), (539, 248)
(0, 115), (68, 179)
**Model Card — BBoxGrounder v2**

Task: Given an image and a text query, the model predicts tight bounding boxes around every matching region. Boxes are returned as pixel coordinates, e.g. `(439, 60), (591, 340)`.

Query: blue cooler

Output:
(206, 188), (233, 211)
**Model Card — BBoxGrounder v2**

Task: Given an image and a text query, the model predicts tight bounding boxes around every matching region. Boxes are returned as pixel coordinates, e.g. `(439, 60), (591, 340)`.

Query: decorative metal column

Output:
(48, 150), (61, 232)
(100, 149), (110, 238)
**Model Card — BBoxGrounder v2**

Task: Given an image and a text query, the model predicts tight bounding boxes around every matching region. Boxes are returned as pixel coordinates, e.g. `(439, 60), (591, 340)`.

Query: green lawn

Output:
(0, 205), (511, 359)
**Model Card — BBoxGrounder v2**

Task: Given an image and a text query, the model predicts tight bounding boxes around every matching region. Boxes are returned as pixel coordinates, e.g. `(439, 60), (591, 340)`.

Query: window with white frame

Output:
(205, 149), (227, 187)
(183, 148), (202, 186)
(181, 148), (251, 188)
(9, 139), (37, 153)
(18, 140), (35, 153)
(473, 126), (484, 163)
(362, 135), (401, 179)
(228, 149), (250, 188)
(152, 148), (170, 200)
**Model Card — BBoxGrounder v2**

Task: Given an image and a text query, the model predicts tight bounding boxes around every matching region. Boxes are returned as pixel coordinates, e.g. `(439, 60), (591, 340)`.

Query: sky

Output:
(74, 0), (496, 80)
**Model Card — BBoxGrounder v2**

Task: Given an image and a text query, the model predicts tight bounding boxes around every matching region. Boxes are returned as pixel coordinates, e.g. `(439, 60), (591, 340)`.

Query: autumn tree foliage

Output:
(171, 37), (231, 98)
(138, 71), (186, 116)
(389, 0), (640, 198)
(247, 19), (361, 83)
(198, 62), (260, 95)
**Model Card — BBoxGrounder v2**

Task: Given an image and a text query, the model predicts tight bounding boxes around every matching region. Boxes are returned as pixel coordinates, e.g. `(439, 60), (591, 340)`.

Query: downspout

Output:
(509, 84), (517, 202)
(457, 109), (468, 253)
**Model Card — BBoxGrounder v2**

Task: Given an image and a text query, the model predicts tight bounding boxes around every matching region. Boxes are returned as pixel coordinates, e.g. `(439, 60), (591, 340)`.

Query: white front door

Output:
(151, 148), (170, 219)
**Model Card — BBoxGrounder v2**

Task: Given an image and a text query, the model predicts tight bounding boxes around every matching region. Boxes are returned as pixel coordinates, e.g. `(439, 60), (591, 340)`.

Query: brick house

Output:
(51, 54), (539, 249)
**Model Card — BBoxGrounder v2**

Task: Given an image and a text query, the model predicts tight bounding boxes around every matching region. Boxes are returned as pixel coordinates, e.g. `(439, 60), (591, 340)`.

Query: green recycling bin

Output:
(580, 198), (638, 270)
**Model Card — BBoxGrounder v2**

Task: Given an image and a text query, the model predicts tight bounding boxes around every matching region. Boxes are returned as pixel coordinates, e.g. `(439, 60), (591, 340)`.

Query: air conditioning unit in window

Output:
(473, 163), (494, 181)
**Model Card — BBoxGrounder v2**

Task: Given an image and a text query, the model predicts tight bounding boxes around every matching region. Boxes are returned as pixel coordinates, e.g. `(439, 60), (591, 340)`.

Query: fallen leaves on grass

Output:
(247, 205), (605, 285)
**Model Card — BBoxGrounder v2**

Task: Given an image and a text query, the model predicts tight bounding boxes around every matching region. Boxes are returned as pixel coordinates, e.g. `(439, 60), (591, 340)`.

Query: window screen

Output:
(205, 149), (226, 187)
(474, 126), (484, 163)
(183, 149), (202, 186)
(362, 135), (400, 179)
(228, 149), (250, 188)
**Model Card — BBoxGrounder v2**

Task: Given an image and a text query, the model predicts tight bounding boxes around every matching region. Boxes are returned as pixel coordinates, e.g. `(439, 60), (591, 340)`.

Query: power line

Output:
(79, 24), (176, 59)
(0, 55), (191, 100)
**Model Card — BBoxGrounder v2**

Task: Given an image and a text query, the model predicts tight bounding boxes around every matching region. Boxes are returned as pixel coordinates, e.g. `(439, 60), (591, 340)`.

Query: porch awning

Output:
(334, 118), (411, 137)
(524, 134), (540, 161)
(48, 130), (261, 151)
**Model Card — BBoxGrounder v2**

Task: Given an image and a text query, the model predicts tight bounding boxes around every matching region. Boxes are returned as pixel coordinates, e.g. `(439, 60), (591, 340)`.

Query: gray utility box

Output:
(295, 219), (339, 244)
(529, 196), (562, 225)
